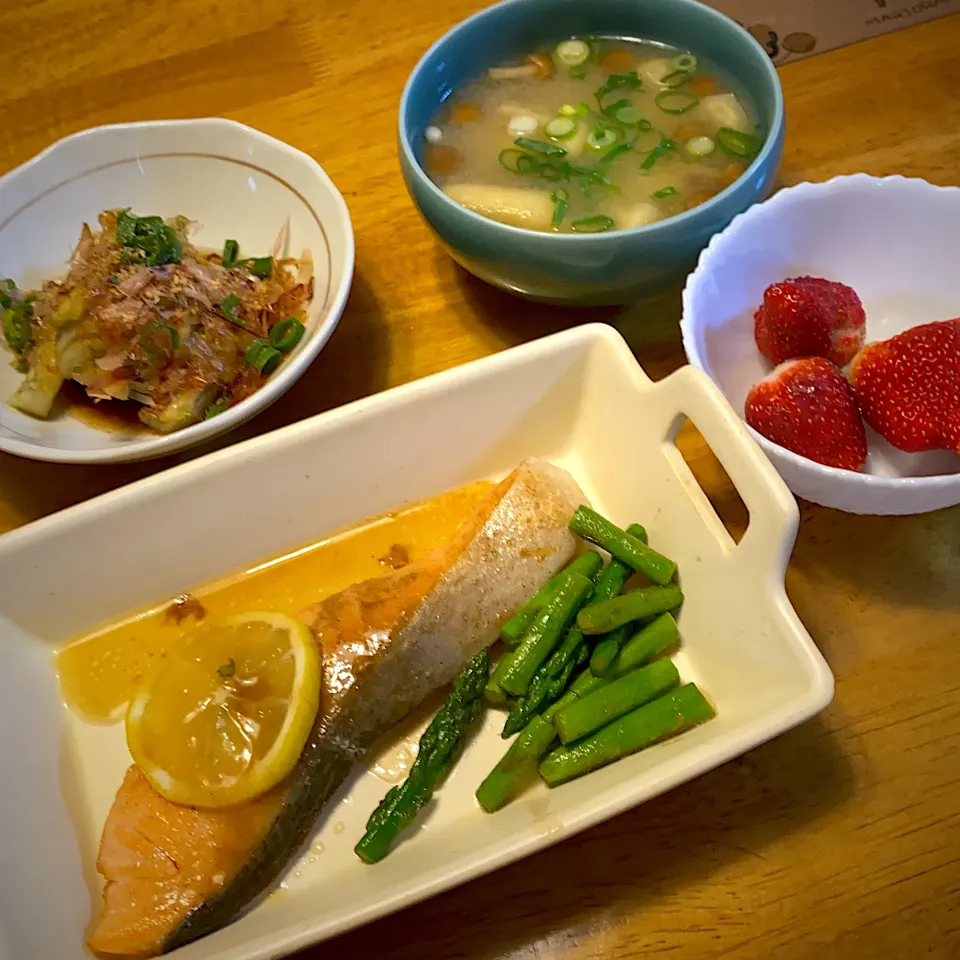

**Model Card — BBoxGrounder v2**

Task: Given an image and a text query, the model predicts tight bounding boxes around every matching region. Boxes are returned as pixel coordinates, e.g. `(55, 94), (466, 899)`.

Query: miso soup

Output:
(423, 36), (764, 233)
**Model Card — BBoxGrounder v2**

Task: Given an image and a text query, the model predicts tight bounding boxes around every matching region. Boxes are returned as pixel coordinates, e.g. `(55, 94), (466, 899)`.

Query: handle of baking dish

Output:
(654, 364), (798, 574)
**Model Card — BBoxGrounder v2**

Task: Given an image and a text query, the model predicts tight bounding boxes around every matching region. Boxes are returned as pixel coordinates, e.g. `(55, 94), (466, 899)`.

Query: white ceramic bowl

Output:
(681, 174), (960, 515)
(0, 119), (354, 464)
(0, 325), (831, 960)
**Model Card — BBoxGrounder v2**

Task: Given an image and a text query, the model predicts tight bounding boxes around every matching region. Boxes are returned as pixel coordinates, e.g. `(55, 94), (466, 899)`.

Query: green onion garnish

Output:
(654, 89), (699, 114)
(554, 39), (590, 68)
(594, 71), (642, 106)
(613, 104), (645, 125)
(586, 124), (618, 151)
(550, 187), (570, 228)
(601, 97), (632, 119)
(2, 306), (32, 354)
(205, 392), (232, 419)
(599, 139), (636, 165)
(0, 279), (14, 310)
(640, 138), (678, 170)
(268, 317), (306, 352)
(140, 320), (180, 356)
(652, 186), (678, 199)
(499, 149), (540, 174)
(660, 66), (696, 88)
(245, 338), (283, 375)
(571, 215), (616, 233)
(514, 137), (567, 157)
(115, 210), (182, 267)
(221, 240), (272, 278)
(671, 53), (698, 73)
(545, 116), (577, 140)
(219, 292), (245, 326)
(569, 64), (588, 80)
(716, 127), (763, 159)
(244, 257), (273, 279)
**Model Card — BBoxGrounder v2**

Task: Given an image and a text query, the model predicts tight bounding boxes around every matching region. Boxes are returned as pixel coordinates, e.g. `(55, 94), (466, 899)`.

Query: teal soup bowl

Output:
(398, 0), (784, 305)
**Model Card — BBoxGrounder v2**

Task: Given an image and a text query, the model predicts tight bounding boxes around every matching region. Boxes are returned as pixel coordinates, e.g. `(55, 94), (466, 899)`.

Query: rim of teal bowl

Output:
(398, 0), (784, 242)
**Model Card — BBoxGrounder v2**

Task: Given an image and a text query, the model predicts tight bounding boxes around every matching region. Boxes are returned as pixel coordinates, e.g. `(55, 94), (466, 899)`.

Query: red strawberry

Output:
(745, 357), (868, 471)
(754, 276), (866, 366)
(850, 319), (960, 453)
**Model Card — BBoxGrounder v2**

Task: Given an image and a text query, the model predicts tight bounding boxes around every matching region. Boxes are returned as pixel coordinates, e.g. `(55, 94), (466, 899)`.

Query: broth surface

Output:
(424, 37), (763, 233)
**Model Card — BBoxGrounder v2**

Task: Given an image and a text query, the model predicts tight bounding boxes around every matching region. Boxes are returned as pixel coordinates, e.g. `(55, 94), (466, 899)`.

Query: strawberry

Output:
(754, 276), (866, 367)
(745, 357), (868, 471)
(849, 319), (960, 453)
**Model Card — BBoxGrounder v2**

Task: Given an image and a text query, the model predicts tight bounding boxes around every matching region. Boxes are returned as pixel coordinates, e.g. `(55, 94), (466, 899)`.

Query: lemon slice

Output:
(126, 611), (320, 808)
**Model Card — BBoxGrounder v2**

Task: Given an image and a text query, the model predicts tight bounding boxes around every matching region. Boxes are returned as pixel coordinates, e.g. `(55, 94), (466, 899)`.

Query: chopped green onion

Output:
(652, 186), (678, 199)
(576, 102), (592, 116)
(594, 71), (642, 107)
(640, 138), (678, 170)
(140, 320), (180, 356)
(569, 64), (588, 80)
(115, 210), (182, 267)
(538, 163), (565, 182)
(268, 317), (305, 352)
(586, 124), (618, 151)
(2, 306), (32, 354)
(571, 215), (616, 233)
(660, 69), (693, 88)
(613, 104), (645, 125)
(671, 53), (698, 73)
(221, 238), (272, 278)
(205, 392), (233, 419)
(633, 127), (664, 153)
(554, 39), (590, 68)
(655, 89), (699, 114)
(245, 339), (283, 375)
(550, 187), (570, 228)
(559, 104), (578, 117)
(219, 292), (245, 326)
(514, 137), (567, 157)
(545, 116), (577, 140)
(601, 97), (632, 119)
(717, 127), (763, 159)
(0, 279), (14, 310)
(599, 139), (636, 165)
(499, 148), (540, 174)
(685, 135), (716, 158)
(244, 257), (273, 279)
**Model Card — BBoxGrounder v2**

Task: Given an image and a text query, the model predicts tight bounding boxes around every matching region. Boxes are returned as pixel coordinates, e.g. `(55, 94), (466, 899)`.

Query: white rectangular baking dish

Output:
(0, 324), (832, 960)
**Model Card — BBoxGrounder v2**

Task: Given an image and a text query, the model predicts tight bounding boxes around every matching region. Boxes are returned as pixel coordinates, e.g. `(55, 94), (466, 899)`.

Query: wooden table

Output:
(3, 5), (960, 958)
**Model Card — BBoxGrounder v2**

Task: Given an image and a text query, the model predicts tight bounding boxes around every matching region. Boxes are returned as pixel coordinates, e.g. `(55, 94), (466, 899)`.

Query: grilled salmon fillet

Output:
(88, 459), (584, 956)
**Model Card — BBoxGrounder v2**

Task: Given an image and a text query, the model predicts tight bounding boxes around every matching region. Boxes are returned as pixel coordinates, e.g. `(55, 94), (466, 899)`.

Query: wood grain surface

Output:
(2, 4), (960, 958)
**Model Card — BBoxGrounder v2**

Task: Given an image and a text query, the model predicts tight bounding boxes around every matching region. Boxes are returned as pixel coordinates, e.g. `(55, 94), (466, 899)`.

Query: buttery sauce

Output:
(56, 480), (494, 724)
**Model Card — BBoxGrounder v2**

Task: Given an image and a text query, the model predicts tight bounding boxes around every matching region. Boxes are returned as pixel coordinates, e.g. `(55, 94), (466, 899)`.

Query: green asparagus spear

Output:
(539, 683), (715, 786)
(554, 658), (680, 744)
(476, 715), (557, 812)
(578, 584), (684, 635)
(502, 545), (637, 734)
(485, 646), (519, 704)
(569, 506), (677, 585)
(355, 651), (488, 863)
(551, 613), (680, 715)
(614, 613), (679, 676)
(500, 573), (593, 696)
(587, 523), (649, 675)
(590, 623), (630, 676)
(499, 552), (603, 647)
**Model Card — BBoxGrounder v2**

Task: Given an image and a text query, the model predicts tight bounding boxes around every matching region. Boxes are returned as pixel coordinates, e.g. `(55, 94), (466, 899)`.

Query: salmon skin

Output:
(88, 459), (585, 957)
